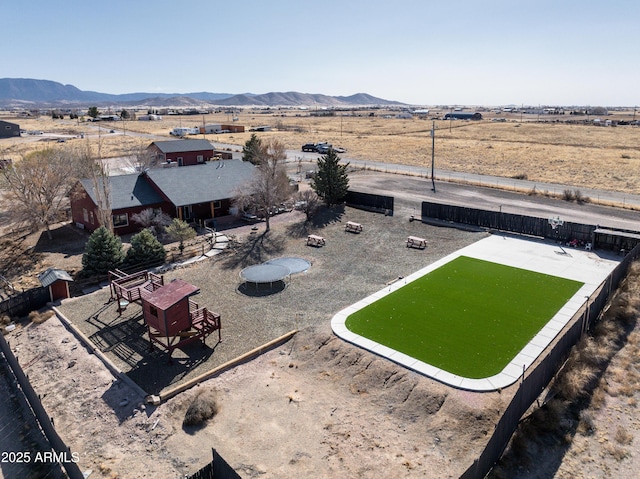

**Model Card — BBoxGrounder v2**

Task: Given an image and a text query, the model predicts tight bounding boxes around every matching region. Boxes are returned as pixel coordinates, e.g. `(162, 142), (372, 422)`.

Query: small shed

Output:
(38, 268), (73, 302)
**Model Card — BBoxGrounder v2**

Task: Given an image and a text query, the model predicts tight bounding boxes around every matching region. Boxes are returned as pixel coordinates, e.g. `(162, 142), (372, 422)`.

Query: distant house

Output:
(443, 112), (483, 120)
(70, 160), (256, 234)
(0, 120), (20, 139)
(147, 139), (216, 167)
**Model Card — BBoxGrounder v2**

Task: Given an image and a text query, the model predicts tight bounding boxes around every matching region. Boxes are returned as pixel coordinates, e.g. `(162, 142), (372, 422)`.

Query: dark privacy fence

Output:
(346, 190), (394, 215)
(421, 201), (640, 251)
(188, 449), (242, 479)
(0, 332), (84, 479)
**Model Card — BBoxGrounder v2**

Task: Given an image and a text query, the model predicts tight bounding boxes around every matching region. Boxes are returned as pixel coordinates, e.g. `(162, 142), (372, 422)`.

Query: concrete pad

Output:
(331, 234), (621, 391)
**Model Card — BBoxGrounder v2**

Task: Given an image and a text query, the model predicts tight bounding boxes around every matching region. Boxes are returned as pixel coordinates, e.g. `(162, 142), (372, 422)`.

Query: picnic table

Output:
(406, 235), (427, 249)
(344, 221), (363, 233)
(307, 234), (326, 247)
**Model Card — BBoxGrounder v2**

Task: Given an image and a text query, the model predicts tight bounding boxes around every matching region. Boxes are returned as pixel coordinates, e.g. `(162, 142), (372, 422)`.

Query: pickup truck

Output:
(301, 143), (317, 152)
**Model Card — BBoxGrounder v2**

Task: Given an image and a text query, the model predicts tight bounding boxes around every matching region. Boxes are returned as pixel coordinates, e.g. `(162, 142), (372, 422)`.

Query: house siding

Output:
(0, 120), (20, 138)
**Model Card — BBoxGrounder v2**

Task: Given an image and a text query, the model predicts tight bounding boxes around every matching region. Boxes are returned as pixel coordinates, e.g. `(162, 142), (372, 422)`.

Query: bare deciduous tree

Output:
(295, 189), (321, 221)
(233, 140), (295, 232)
(2, 148), (78, 239)
(131, 208), (172, 236)
(125, 141), (157, 172)
(72, 142), (113, 231)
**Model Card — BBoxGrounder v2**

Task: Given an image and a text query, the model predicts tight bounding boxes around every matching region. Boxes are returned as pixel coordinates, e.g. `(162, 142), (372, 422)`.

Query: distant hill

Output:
(0, 78), (404, 108)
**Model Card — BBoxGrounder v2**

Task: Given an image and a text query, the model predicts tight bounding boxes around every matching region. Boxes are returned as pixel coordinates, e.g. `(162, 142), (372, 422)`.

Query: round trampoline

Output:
(240, 264), (291, 284)
(239, 257), (311, 296)
(265, 257), (311, 275)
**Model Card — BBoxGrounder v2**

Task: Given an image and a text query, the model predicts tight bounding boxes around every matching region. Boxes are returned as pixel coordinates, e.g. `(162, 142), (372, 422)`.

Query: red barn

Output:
(146, 139), (215, 167)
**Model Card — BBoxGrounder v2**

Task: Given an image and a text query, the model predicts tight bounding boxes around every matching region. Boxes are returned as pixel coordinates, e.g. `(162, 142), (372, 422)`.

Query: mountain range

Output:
(0, 78), (404, 108)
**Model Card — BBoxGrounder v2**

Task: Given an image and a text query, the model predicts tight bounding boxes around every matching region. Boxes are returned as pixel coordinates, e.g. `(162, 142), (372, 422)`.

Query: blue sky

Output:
(3, 1), (638, 106)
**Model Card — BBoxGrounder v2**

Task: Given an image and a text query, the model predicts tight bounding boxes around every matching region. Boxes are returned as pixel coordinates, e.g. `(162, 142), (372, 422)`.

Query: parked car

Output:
(315, 144), (332, 154)
(241, 212), (258, 222)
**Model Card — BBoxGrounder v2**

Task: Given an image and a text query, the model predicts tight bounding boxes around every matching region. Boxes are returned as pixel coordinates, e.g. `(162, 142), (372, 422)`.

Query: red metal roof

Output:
(143, 279), (200, 310)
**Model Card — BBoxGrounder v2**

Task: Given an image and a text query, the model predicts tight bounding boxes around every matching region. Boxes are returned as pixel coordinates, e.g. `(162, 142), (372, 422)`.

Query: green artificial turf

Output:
(345, 256), (584, 378)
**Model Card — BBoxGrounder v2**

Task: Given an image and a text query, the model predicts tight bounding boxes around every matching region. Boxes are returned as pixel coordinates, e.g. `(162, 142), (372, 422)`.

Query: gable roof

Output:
(80, 174), (164, 210)
(145, 160), (255, 207)
(149, 139), (214, 154)
(78, 160), (256, 210)
(38, 268), (73, 287)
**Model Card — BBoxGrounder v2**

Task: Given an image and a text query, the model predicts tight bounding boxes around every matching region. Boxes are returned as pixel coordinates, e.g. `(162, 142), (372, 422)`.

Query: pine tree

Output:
(125, 229), (166, 267)
(81, 226), (125, 276)
(242, 133), (263, 165)
(311, 149), (350, 206)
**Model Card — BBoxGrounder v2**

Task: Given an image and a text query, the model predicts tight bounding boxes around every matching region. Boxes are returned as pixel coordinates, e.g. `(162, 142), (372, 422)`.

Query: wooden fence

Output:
(0, 286), (49, 318)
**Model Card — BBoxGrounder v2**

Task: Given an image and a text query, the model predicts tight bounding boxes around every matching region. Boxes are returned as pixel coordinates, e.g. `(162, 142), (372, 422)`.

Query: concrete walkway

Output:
(331, 234), (621, 391)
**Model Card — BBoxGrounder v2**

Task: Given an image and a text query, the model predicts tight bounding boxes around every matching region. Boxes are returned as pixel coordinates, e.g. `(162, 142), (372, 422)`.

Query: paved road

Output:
(280, 152), (640, 232)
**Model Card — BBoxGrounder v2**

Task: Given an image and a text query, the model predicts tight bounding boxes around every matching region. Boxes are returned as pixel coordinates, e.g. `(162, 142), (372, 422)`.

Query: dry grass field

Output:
(2, 108), (640, 194)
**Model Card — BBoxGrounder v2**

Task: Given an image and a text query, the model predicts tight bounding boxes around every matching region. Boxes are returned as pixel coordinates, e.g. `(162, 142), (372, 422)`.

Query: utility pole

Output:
(431, 120), (436, 193)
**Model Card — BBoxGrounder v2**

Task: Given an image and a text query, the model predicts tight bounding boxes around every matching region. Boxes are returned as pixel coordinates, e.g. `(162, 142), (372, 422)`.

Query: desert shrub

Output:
(527, 399), (565, 433)
(562, 189), (576, 202)
(124, 229), (166, 268)
(0, 315), (10, 326)
(605, 443), (630, 461)
(574, 189), (589, 204)
(577, 410), (595, 435)
(28, 310), (54, 324)
(81, 226), (125, 276)
(511, 173), (528, 180)
(556, 363), (598, 401)
(183, 390), (218, 428)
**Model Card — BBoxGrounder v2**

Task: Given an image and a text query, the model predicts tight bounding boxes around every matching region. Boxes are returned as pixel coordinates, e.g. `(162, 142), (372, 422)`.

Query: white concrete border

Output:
(331, 235), (621, 391)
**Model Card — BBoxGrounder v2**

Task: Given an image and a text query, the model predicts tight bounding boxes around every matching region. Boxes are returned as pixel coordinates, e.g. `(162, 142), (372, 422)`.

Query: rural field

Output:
(2, 107), (640, 194)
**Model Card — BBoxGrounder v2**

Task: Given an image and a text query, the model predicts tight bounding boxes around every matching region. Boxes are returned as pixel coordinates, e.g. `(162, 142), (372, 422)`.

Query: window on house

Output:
(89, 211), (94, 224)
(149, 306), (158, 317)
(213, 201), (222, 209)
(197, 155), (204, 163)
(83, 208), (88, 222)
(177, 157), (184, 166)
(113, 213), (128, 228)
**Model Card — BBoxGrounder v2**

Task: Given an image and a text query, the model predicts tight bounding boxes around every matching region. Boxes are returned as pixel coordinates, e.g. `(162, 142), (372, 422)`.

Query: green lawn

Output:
(345, 256), (584, 378)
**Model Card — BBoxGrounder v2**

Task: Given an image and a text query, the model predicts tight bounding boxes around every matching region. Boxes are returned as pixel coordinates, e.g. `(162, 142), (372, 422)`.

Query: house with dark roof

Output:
(146, 139), (216, 167)
(70, 160), (256, 234)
